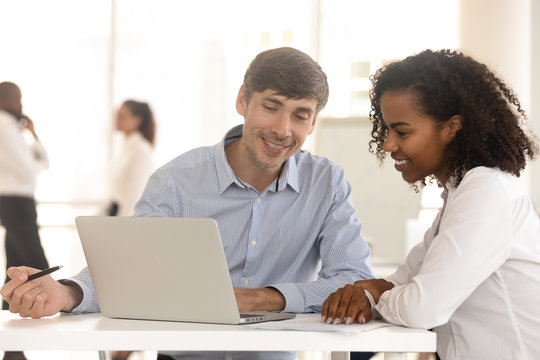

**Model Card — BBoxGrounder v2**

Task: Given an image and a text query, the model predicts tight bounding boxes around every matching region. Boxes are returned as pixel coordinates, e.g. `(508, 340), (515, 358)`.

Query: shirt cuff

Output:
(364, 288), (381, 320)
(62, 278), (93, 314)
(268, 283), (304, 313)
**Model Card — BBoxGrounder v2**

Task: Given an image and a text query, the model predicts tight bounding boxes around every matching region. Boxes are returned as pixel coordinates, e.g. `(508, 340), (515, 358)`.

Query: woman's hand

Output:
(321, 279), (394, 325)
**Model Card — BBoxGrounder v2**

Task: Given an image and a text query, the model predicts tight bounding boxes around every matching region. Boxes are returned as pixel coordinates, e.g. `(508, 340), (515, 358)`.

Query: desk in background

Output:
(0, 311), (435, 360)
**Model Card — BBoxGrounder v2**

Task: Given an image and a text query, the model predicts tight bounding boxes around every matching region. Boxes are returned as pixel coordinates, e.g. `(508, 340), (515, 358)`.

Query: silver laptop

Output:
(75, 216), (295, 325)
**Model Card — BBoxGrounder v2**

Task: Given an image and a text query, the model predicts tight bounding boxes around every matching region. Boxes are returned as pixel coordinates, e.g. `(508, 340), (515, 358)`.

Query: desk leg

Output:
(383, 353), (407, 360)
(330, 351), (350, 360)
(99, 350), (107, 360)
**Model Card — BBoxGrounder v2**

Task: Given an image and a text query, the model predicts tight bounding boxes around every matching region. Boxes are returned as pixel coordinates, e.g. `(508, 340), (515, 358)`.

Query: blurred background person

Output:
(108, 100), (155, 360)
(0, 81), (50, 360)
(106, 99), (156, 217)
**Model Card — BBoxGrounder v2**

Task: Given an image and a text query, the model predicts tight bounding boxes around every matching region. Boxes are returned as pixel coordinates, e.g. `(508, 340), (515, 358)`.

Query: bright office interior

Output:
(0, 1), (539, 358)
(1, 0), (539, 277)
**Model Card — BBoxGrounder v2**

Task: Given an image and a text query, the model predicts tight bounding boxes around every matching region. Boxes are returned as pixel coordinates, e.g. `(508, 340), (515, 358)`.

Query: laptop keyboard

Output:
(240, 313), (261, 319)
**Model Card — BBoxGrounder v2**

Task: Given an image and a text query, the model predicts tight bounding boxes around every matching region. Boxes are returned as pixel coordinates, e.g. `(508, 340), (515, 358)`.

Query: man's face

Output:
(0, 86), (23, 119)
(236, 86), (318, 172)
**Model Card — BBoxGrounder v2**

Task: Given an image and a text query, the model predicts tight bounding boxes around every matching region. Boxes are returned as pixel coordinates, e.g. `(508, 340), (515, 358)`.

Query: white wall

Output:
(315, 119), (421, 263)
(458, 0), (538, 205)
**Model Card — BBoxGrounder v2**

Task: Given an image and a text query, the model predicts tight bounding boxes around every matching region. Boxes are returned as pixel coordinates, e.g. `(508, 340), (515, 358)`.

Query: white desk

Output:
(0, 311), (435, 360)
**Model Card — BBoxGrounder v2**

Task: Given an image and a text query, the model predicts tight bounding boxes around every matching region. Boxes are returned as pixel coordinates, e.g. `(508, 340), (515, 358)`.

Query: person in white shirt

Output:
(0, 81), (50, 360)
(107, 100), (155, 217)
(107, 100), (155, 360)
(322, 49), (540, 360)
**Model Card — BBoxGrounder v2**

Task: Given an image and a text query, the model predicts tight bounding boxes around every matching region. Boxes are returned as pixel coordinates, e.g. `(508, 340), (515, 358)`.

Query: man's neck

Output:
(225, 139), (281, 193)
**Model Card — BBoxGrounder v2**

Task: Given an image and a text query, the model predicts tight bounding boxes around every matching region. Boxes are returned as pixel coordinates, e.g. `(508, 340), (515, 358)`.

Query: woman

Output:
(108, 100), (155, 360)
(107, 99), (156, 217)
(322, 50), (540, 359)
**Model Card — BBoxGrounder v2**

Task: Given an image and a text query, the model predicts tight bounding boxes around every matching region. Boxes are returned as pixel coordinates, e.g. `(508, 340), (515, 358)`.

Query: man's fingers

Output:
(9, 279), (41, 309)
(10, 284), (42, 316)
(1, 269), (30, 303)
(29, 291), (49, 318)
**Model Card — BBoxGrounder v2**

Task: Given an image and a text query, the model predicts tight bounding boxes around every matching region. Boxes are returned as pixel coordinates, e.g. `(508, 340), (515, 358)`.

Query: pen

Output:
(27, 265), (63, 281)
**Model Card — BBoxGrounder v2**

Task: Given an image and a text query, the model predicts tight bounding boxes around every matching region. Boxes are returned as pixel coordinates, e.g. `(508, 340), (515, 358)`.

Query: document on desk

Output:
(245, 313), (391, 333)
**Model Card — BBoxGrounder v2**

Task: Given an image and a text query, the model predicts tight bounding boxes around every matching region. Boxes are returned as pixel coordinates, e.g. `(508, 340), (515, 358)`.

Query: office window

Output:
(0, 0), (458, 273)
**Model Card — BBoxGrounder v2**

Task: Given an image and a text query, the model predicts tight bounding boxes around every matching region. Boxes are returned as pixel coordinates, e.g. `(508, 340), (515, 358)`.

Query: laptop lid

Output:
(75, 216), (249, 324)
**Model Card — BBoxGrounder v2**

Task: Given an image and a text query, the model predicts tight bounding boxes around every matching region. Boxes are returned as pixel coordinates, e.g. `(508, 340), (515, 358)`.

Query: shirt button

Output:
(251, 240), (256, 246)
(243, 279), (249, 285)
(256, 197), (261, 203)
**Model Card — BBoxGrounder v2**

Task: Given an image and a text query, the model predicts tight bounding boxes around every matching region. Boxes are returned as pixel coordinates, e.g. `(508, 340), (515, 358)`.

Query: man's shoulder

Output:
(294, 150), (343, 174)
(159, 145), (217, 172)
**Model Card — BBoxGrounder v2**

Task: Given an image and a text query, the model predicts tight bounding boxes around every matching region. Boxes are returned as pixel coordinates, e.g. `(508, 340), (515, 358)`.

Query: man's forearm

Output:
(58, 279), (84, 312)
(234, 287), (286, 312)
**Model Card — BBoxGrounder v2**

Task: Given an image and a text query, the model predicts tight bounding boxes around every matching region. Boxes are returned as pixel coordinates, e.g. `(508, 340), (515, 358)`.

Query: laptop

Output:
(75, 216), (296, 325)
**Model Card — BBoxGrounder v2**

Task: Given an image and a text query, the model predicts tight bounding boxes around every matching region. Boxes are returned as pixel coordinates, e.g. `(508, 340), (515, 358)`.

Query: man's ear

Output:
(235, 85), (247, 116)
(446, 115), (463, 142)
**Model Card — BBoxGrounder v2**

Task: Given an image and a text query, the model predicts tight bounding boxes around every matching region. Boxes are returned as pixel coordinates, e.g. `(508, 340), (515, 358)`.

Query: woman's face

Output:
(380, 90), (454, 184)
(115, 104), (141, 135)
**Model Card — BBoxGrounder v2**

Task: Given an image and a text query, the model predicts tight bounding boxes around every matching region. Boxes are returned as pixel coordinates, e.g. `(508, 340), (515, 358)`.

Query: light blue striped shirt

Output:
(71, 125), (373, 359)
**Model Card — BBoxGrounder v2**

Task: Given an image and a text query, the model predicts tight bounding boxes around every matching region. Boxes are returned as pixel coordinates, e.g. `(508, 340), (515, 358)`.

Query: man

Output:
(0, 81), (50, 360)
(1, 48), (373, 360)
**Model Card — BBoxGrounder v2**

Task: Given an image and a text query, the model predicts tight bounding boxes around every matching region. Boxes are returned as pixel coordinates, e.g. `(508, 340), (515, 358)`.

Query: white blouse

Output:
(0, 110), (49, 197)
(376, 166), (540, 360)
(110, 131), (154, 216)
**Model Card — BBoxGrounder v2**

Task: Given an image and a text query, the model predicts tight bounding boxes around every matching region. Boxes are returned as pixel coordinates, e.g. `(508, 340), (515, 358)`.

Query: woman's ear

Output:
(446, 115), (463, 142)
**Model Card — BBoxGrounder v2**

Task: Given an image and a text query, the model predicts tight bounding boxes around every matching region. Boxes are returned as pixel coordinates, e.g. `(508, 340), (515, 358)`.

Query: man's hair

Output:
(243, 47), (329, 112)
(0, 81), (19, 100)
(368, 49), (538, 187)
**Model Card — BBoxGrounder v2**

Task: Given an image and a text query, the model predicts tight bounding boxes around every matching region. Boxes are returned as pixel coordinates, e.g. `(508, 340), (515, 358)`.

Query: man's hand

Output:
(0, 266), (83, 319)
(321, 279), (394, 325)
(233, 287), (286, 312)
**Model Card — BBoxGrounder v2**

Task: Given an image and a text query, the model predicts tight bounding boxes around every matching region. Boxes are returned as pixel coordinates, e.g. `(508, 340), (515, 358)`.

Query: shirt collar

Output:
(214, 124), (300, 194)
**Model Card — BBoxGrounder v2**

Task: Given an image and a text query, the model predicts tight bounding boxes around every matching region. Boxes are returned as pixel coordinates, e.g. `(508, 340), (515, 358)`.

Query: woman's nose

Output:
(383, 135), (397, 153)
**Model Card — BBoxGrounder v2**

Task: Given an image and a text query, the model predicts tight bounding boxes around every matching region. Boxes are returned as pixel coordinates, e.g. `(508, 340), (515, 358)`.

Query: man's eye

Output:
(263, 105), (276, 111)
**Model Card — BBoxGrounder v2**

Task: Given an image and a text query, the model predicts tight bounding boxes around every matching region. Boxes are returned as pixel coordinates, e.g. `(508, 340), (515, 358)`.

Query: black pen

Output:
(27, 265), (63, 281)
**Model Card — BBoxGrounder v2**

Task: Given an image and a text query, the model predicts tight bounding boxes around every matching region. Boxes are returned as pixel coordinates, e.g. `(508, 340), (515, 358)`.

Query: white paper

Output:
(245, 313), (391, 333)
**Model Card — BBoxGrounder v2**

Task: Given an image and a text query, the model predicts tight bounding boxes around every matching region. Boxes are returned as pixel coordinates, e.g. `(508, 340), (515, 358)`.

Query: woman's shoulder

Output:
(458, 166), (526, 198)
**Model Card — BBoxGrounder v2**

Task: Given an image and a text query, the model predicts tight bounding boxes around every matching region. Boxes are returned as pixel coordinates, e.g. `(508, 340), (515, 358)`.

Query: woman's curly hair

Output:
(369, 49), (538, 187)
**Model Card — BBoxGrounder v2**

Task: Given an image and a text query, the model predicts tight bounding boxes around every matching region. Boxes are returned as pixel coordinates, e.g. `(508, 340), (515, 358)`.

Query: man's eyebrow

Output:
(262, 97), (284, 106)
(262, 96), (316, 114)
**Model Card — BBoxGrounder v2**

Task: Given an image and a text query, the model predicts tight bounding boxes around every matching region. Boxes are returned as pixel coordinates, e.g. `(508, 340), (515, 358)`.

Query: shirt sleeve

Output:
(68, 267), (101, 314)
(271, 166), (374, 313)
(134, 167), (180, 217)
(375, 170), (513, 329)
(0, 120), (48, 181)
(385, 217), (439, 287)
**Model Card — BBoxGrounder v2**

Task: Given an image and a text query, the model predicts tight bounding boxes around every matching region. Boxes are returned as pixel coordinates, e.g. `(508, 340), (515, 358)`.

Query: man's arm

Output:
(0, 266), (83, 319)
(233, 287), (285, 312)
(269, 167), (374, 313)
